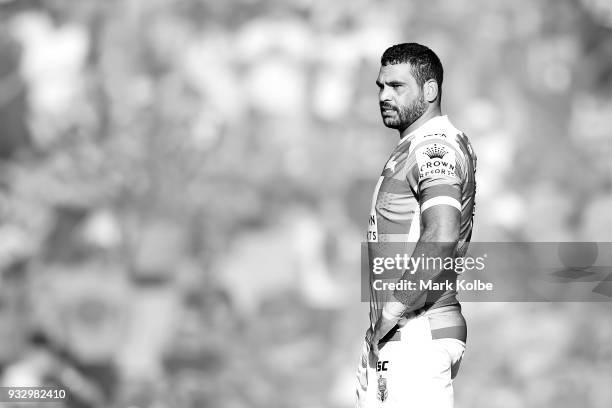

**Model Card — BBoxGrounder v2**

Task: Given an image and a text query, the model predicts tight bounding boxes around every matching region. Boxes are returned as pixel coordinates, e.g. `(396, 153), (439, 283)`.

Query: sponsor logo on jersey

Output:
(424, 144), (448, 159)
(417, 143), (456, 178)
(376, 360), (389, 372)
(367, 214), (377, 241)
(377, 376), (388, 402)
(424, 132), (447, 139)
(367, 177), (384, 242)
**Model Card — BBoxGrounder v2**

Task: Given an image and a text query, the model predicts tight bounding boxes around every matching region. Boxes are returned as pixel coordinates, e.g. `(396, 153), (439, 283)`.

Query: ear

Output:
(423, 79), (439, 103)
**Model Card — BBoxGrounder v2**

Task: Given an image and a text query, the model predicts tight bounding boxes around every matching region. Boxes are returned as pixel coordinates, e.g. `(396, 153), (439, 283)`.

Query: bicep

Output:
(420, 204), (460, 243)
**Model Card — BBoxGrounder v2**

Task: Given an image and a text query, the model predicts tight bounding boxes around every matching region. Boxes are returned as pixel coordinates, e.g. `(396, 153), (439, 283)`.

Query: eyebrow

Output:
(375, 80), (405, 87)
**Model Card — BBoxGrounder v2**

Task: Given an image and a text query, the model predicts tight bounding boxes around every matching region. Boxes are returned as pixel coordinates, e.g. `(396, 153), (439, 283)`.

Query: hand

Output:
(357, 333), (370, 390)
(368, 314), (398, 360)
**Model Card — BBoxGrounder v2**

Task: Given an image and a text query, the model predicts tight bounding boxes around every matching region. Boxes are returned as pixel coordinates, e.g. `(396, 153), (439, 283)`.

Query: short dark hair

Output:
(381, 43), (443, 101)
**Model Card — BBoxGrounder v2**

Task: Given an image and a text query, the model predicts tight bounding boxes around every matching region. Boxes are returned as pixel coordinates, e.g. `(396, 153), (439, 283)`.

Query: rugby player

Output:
(355, 43), (477, 408)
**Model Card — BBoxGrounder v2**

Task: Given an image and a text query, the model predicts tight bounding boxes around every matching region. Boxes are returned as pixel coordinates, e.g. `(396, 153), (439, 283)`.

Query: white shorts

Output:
(355, 311), (466, 408)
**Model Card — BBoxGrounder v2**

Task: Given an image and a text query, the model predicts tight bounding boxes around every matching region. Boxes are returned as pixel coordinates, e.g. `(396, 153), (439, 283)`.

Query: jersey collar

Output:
(397, 115), (449, 146)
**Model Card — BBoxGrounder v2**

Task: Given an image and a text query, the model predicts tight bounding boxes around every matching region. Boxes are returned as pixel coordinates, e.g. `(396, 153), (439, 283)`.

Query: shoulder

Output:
(410, 116), (461, 145)
(404, 118), (468, 181)
(409, 129), (464, 159)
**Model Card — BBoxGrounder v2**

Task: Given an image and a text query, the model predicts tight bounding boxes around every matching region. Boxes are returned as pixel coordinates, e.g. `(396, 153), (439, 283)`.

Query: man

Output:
(356, 43), (477, 408)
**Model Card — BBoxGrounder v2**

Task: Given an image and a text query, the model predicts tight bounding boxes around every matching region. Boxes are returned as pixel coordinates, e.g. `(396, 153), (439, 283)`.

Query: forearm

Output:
(373, 204), (461, 349)
(386, 238), (457, 317)
(371, 239), (456, 349)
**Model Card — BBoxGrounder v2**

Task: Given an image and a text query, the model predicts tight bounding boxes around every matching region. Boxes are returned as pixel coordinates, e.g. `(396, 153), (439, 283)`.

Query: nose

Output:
(379, 86), (391, 103)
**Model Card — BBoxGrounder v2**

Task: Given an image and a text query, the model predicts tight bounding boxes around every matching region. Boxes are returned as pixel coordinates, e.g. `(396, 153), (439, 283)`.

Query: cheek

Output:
(400, 90), (420, 106)
(396, 94), (412, 108)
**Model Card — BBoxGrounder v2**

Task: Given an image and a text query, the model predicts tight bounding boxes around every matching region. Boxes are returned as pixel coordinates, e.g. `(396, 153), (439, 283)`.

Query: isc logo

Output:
(376, 361), (389, 372)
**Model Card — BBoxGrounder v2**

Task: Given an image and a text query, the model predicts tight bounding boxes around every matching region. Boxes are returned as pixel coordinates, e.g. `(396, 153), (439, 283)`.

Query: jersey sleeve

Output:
(406, 137), (464, 212)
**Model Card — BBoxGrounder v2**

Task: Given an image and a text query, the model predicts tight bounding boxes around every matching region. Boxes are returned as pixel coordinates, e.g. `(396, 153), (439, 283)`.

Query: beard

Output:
(380, 93), (427, 130)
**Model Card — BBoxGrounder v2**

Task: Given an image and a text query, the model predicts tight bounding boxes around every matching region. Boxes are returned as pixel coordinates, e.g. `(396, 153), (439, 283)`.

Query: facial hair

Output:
(382, 92), (427, 131)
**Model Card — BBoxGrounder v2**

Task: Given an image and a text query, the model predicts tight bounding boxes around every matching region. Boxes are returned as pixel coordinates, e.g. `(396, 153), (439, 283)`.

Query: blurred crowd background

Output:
(0, 0), (612, 407)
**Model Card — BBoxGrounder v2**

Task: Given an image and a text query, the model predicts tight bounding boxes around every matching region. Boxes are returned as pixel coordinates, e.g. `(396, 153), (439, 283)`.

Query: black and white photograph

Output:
(0, 0), (611, 407)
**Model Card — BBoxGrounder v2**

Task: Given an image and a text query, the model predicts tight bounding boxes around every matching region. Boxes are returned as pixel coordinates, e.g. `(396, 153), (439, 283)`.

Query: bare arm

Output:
(369, 204), (460, 357)
(391, 204), (460, 311)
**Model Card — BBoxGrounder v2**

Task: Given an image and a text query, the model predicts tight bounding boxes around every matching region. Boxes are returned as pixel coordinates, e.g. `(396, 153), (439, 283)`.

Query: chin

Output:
(382, 119), (401, 129)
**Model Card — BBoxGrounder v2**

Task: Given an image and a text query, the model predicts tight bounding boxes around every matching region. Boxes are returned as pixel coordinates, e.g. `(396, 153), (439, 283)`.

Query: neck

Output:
(398, 106), (442, 139)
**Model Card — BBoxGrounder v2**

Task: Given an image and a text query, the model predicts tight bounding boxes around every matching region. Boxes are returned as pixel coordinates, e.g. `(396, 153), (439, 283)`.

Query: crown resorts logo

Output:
(424, 144), (447, 159)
